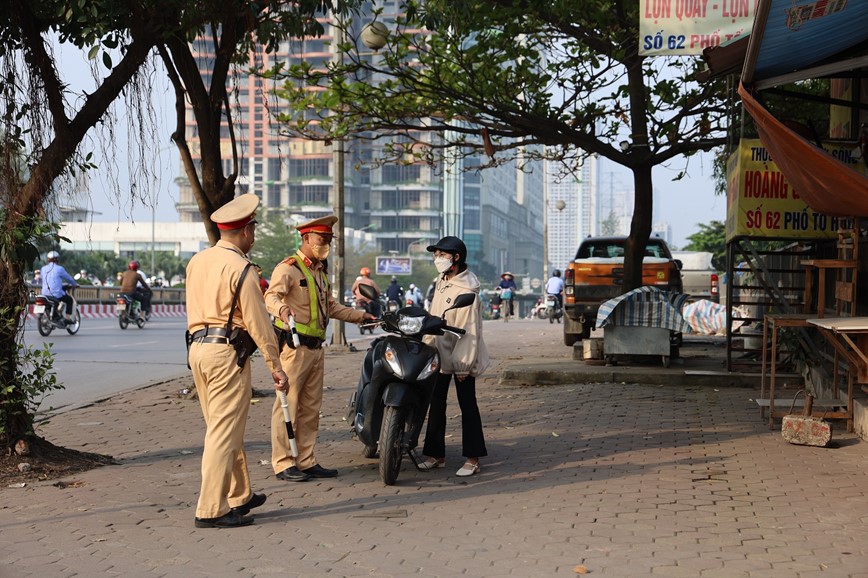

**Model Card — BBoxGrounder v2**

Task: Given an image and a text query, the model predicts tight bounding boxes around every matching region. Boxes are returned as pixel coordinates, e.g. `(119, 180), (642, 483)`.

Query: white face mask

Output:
(434, 256), (453, 273)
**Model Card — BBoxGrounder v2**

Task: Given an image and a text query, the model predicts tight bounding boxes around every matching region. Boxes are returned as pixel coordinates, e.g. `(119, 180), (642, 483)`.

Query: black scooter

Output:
(115, 293), (148, 329)
(347, 284), (475, 485)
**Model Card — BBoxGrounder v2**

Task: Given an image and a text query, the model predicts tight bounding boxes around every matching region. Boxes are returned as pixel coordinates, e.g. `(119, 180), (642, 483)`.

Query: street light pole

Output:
(151, 203), (156, 280)
(331, 17), (348, 348)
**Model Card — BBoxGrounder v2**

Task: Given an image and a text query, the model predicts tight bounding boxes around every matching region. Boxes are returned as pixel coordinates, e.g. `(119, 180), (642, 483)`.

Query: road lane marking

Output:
(109, 341), (160, 348)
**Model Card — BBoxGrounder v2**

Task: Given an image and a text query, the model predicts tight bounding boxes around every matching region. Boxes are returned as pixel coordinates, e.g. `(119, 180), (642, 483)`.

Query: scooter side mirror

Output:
(358, 283), (378, 301)
(441, 293), (476, 318)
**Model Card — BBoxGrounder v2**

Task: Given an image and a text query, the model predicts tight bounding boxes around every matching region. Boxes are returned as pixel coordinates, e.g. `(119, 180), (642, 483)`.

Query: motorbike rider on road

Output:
(351, 267), (382, 317)
(545, 269), (565, 309)
(120, 261), (152, 318)
(498, 272), (517, 317)
(40, 251), (79, 323)
(385, 276), (404, 308)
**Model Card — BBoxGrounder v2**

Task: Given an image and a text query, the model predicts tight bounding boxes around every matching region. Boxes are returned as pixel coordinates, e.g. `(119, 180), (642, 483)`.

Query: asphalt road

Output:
(22, 315), (377, 414)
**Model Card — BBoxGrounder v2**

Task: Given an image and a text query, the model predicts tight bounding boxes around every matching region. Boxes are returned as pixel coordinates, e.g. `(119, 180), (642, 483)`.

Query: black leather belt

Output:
(191, 327), (229, 343)
(287, 334), (324, 350)
(197, 336), (229, 344)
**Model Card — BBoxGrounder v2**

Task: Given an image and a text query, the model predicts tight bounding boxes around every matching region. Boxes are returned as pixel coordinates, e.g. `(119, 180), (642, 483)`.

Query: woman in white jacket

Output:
(417, 236), (489, 477)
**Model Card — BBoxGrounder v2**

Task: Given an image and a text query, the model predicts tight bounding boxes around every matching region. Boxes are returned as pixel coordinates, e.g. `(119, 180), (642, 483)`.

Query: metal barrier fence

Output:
(26, 284), (186, 305)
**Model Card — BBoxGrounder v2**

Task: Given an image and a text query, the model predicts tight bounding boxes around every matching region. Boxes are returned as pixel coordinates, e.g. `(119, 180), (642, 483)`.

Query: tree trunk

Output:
(0, 258), (30, 442)
(0, 23), (154, 447)
(623, 163), (654, 292)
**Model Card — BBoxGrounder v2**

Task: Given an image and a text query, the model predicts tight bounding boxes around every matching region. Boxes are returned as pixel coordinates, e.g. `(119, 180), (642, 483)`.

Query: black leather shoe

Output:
(231, 492), (266, 516)
(194, 511), (254, 528)
(276, 466), (310, 482)
(302, 464), (338, 478)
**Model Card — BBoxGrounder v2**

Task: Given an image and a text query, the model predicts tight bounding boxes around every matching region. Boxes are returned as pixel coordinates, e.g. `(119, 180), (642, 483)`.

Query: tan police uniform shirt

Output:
(186, 240), (281, 373)
(265, 250), (364, 329)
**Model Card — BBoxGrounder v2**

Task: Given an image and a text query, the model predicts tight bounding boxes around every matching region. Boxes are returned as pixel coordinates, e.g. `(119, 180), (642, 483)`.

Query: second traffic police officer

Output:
(186, 194), (289, 529)
(265, 215), (375, 481)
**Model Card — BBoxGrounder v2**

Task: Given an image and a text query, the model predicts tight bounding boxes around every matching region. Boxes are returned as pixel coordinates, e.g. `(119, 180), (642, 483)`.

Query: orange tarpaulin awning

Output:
(738, 82), (868, 218)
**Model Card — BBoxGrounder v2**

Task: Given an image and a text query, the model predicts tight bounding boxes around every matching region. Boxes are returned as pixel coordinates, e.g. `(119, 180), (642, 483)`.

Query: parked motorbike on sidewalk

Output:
(346, 284), (475, 485)
(33, 285), (81, 336)
(545, 294), (563, 324)
(115, 294), (147, 329)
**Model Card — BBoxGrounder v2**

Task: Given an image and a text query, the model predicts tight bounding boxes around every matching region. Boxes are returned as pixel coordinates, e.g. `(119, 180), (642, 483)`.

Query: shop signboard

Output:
(725, 139), (864, 241)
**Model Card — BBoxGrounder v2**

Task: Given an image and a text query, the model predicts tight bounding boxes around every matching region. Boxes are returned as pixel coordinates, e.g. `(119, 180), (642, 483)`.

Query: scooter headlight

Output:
(397, 314), (425, 335)
(384, 344), (403, 378)
(418, 352), (439, 381)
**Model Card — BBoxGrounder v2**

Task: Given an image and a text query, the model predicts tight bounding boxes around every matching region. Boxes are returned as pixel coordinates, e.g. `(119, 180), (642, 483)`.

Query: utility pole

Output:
(331, 17), (348, 349)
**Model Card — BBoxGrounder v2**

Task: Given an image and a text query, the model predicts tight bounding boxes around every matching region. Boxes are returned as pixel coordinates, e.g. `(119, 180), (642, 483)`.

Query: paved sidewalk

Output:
(3, 319), (868, 577)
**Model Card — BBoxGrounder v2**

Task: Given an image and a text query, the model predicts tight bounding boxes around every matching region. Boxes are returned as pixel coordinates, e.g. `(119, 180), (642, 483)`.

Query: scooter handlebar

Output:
(442, 325), (466, 335)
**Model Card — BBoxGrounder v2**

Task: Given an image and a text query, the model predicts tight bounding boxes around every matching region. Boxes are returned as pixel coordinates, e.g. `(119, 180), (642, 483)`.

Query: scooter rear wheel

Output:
(362, 444), (378, 459)
(119, 313), (129, 330)
(379, 405), (408, 485)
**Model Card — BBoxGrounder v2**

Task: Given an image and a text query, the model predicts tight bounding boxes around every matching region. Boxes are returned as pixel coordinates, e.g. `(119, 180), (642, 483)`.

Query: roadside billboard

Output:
(376, 256), (412, 275)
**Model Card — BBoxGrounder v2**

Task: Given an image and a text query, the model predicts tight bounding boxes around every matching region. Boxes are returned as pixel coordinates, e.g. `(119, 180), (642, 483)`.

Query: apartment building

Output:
(176, 5), (543, 282)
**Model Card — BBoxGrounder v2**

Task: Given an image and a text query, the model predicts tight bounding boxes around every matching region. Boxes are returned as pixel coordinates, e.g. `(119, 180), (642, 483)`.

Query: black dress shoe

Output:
(231, 492), (267, 516)
(276, 466), (311, 482)
(301, 464), (338, 478)
(194, 511), (254, 528)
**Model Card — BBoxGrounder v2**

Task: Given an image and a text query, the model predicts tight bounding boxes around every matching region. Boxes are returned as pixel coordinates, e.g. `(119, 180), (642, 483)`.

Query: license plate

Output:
(33, 305), (45, 314)
(116, 303), (126, 311)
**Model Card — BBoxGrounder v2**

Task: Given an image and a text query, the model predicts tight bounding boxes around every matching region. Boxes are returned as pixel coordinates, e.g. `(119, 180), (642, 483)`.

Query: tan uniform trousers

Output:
(271, 344), (325, 472)
(190, 342), (253, 519)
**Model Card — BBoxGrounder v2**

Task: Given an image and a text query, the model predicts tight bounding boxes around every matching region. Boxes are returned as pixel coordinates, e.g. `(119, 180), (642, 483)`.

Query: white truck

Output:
(670, 251), (719, 303)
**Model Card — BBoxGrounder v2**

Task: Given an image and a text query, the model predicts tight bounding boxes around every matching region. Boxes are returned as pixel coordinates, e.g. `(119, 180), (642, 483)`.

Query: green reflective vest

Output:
(293, 257), (328, 340)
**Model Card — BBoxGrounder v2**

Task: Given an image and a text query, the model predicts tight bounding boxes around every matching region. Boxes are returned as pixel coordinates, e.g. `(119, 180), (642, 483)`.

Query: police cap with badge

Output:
(296, 215), (338, 237)
(211, 193), (260, 230)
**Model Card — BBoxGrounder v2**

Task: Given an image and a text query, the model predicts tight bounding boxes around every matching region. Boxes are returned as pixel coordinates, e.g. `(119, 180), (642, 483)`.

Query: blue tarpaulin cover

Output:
(596, 287), (691, 333)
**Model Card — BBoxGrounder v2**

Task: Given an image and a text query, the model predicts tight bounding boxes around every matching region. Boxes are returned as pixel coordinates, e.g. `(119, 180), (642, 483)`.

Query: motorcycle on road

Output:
(115, 294), (148, 329)
(346, 284), (475, 485)
(545, 294), (563, 324)
(33, 285), (81, 336)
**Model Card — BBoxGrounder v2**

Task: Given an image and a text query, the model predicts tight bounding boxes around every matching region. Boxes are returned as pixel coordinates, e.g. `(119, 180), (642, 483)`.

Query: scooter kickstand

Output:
(408, 449), (424, 469)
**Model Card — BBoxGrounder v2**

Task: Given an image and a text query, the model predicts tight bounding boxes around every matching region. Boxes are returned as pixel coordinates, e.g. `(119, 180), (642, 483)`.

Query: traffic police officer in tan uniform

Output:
(186, 194), (288, 528)
(265, 215), (375, 481)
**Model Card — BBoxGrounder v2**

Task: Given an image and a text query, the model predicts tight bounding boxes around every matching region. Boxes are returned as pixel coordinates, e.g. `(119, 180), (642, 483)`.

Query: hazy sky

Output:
(59, 45), (724, 249)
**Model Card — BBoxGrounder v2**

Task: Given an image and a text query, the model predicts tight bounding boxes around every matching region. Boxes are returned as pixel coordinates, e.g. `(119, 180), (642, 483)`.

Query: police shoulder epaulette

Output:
(281, 256), (298, 267)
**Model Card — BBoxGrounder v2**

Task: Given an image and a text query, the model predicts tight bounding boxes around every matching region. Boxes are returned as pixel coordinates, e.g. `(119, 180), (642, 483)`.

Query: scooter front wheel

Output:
(37, 314), (53, 336)
(379, 405), (408, 485)
(65, 310), (81, 335)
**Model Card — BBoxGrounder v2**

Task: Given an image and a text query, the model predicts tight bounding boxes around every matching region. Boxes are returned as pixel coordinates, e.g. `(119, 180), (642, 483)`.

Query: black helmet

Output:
(553, 269), (561, 277)
(426, 236), (467, 263)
